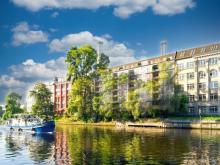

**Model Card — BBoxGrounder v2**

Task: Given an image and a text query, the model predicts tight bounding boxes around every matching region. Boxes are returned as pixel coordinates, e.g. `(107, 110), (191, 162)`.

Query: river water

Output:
(0, 125), (220, 165)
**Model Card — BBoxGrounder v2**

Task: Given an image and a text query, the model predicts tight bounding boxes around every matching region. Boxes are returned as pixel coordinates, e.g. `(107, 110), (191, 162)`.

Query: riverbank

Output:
(55, 117), (115, 126)
(56, 117), (220, 130)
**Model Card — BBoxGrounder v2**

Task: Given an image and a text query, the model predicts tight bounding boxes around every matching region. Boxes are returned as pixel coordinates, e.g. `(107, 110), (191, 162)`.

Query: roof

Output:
(110, 42), (220, 72)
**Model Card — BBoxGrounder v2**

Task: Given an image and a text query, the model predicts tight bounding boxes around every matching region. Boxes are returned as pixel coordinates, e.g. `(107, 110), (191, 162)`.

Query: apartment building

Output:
(53, 77), (71, 115)
(41, 42), (220, 116)
(175, 43), (220, 115)
(109, 42), (220, 115)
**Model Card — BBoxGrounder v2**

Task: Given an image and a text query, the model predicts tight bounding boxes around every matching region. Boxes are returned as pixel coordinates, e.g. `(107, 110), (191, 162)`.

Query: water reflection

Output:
(0, 129), (55, 165)
(1, 126), (220, 164)
(57, 126), (220, 165)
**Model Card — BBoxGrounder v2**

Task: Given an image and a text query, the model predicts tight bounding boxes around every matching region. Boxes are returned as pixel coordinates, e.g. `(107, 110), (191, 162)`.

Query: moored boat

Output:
(5, 114), (55, 133)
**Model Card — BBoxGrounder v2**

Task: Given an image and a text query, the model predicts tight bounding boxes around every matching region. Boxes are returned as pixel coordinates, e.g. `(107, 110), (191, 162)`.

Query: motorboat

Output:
(5, 114), (55, 133)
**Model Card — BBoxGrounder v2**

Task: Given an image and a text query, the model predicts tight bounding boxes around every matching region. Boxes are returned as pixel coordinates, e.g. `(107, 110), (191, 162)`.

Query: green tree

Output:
(143, 62), (174, 116)
(0, 106), (4, 117)
(170, 85), (189, 114)
(66, 45), (109, 121)
(3, 92), (23, 120)
(68, 77), (93, 121)
(100, 70), (118, 121)
(125, 90), (141, 120)
(30, 83), (54, 120)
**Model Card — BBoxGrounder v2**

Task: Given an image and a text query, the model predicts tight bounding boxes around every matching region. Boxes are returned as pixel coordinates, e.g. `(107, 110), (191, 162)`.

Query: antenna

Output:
(94, 39), (103, 64)
(160, 41), (167, 56)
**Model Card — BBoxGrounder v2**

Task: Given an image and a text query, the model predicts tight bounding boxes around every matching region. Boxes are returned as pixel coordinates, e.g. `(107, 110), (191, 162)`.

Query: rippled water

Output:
(0, 125), (220, 165)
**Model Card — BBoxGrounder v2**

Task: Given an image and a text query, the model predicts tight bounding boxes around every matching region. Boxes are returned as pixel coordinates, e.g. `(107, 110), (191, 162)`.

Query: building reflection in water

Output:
(57, 126), (220, 165)
(55, 130), (71, 165)
(2, 126), (220, 164)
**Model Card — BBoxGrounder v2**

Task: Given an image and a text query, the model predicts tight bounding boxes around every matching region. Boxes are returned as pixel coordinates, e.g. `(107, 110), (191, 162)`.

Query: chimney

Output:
(94, 39), (103, 64)
(160, 41), (167, 56)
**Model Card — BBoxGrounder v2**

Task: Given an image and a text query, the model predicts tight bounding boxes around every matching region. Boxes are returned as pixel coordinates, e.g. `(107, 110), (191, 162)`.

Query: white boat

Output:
(5, 114), (55, 133)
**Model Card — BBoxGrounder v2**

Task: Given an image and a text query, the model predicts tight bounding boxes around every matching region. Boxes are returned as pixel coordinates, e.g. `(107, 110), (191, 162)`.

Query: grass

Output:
(168, 116), (220, 121)
(55, 116), (116, 126)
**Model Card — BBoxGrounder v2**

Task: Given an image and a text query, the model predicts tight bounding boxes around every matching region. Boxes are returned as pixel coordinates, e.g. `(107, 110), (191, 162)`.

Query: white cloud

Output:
(153, 0), (195, 15)
(12, 21), (48, 46)
(0, 75), (26, 88)
(11, 0), (195, 18)
(0, 30), (148, 103)
(9, 57), (67, 81)
(0, 57), (67, 104)
(49, 31), (139, 66)
(49, 28), (58, 32)
(51, 11), (59, 18)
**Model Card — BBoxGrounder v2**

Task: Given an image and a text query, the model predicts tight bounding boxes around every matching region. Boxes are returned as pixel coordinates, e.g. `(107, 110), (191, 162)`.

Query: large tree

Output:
(2, 92), (23, 120)
(66, 45), (109, 121)
(125, 90), (141, 120)
(0, 106), (4, 117)
(30, 83), (54, 120)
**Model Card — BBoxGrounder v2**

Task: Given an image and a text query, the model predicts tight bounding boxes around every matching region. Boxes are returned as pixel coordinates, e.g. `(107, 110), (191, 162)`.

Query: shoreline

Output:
(56, 119), (220, 130)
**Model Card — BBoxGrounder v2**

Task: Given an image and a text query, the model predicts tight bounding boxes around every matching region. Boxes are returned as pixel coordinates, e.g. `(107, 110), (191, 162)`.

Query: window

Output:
(188, 107), (195, 113)
(201, 48), (206, 53)
(178, 74), (184, 80)
(198, 83), (206, 90)
(210, 81), (218, 89)
(198, 59), (206, 67)
(190, 49), (196, 55)
(188, 95), (195, 102)
(153, 71), (159, 77)
(199, 71), (206, 79)
(187, 62), (194, 69)
(210, 93), (218, 101)
(187, 84), (194, 90)
(209, 57), (218, 65)
(153, 65), (158, 70)
(210, 69), (218, 78)
(199, 94), (206, 101)
(198, 106), (207, 114)
(180, 85), (184, 91)
(209, 106), (218, 113)
(187, 72), (194, 80)
(177, 63), (184, 70)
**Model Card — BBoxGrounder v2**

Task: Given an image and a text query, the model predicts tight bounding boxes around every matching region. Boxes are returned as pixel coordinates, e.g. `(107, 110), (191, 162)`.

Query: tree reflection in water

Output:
(4, 131), (55, 164)
(2, 126), (220, 164)
(56, 126), (220, 165)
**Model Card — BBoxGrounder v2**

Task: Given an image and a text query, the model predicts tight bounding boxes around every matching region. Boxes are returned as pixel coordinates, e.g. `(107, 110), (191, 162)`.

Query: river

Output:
(0, 125), (220, 164)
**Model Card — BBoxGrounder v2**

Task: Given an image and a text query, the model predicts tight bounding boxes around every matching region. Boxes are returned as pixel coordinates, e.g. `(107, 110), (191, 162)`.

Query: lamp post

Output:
(199, 107), (202, 128)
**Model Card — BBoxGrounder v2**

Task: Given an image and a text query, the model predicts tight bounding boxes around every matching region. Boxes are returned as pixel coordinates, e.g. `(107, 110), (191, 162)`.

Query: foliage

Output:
(98, 70), (117, 121)
(125, 90), (141, 120)
(30, 83), (54, 120)
(0, 106), (4, 117)
(170, 87), (189, 114)
(143, 61), (188, 116)
(67, 77), (93, 121)
(66, 45), (110, 121)
(2, 92), (23, 120)
(65, 45), (191, 122)
(66, 45), (109, 82)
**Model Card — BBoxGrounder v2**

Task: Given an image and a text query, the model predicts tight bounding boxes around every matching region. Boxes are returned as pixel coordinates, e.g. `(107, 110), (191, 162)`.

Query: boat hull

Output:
(7, 121), (55, 133)
(32, 121), (55, 133)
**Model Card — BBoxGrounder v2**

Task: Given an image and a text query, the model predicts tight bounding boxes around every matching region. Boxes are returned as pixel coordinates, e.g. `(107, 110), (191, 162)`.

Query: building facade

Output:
(108, 42), (220, 115)
(53, 77), (71, 115)
(27, 42), (220, 116)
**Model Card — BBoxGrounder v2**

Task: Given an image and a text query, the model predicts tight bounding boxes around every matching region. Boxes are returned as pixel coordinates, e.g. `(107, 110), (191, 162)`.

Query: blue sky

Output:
(0, 0), (220, 104)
